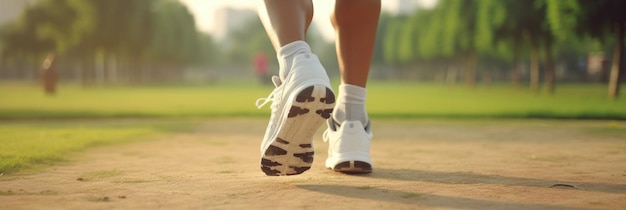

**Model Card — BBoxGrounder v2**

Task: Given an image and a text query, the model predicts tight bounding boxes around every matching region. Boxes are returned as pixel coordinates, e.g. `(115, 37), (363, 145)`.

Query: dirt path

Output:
(2, 119), (626, 209)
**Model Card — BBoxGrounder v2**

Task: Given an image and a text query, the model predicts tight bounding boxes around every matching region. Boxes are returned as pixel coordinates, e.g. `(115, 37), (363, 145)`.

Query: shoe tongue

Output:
(271, 76), (282, 87)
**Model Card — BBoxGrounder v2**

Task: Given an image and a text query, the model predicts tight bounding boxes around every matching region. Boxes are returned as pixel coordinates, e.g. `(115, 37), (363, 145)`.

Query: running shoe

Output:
(323, 118), (373, 174)
(256, 53), (335, 176)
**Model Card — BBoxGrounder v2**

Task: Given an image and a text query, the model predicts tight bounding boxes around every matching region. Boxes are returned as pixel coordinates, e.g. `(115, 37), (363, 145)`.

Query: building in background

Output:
(394, 0), (419, 14)
(213, 7), (257, 41)
(0, 0), (37, 26)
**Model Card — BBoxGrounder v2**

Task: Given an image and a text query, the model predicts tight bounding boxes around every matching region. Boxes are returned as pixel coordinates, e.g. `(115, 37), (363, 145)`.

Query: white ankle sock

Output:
(277, 41), (312, 81)
(333, 84), (368, 126)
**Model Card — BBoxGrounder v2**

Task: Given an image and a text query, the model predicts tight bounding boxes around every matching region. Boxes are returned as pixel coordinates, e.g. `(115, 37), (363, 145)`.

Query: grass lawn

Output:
(0, 81), (626, 174)
(1, 81), (624, 119)
(2, 81), (623, 175)
(0, 120), (195, 174)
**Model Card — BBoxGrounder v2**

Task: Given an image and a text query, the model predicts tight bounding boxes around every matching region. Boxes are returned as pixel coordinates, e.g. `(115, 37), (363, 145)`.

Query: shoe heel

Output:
(332, 160), (372, 174)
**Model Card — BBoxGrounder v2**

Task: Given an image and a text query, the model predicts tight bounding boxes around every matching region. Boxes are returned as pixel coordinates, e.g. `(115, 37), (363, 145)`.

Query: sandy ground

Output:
(1, 118), (625, 210)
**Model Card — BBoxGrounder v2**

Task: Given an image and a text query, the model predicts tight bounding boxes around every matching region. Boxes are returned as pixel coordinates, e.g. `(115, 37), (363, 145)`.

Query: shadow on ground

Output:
(297, 184), (589, 210)
(359, 168), (626, 194)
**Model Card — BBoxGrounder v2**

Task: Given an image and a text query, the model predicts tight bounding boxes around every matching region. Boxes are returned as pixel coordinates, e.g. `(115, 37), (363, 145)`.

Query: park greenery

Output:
(0, 81), (624, 120)
(375, 0), (626, 99)
(2, 79), (625, 174)
(1, 0), (625, 175)
(0, 119), (196, 174)
(0, 0), (624, 98)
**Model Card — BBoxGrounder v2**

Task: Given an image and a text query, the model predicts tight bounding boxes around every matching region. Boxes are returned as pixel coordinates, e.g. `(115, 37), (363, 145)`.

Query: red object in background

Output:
(255, 52), (268, 77)
(254, 52), (271, 84)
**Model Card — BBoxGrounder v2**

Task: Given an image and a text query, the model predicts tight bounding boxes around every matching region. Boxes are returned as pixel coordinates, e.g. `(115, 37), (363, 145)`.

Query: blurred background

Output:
(0, 0), (624, 97)
(3, 0), (626, 182)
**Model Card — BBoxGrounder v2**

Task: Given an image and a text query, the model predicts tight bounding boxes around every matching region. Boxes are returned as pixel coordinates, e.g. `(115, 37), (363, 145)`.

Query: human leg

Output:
(256, 0), (335, 176)
(324, 0), (381, 174)
(331, 0), (380, 126)
(258, 0), (314, 81)
(331, 0), (381, 88)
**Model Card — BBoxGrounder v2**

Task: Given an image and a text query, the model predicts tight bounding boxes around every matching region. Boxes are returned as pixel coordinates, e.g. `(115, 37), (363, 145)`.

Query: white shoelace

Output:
(255, 91), (277, 109)
(255, 76), (283, 110)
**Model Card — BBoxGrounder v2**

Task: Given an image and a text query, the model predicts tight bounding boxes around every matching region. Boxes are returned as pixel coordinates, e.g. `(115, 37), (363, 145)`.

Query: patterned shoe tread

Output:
(260, 85), (335, 176)
(276, 137), (290, 144)
(261, 165), (281, 176)
(261, 138), (317, 176)
(261, 158), (282, 166)
(316, 109), (333, 119)
(264, 145), (287, 156)
(293, 152), (314, 163)
(295, 86), (316, 102)
(316, 87), (335, 119)
(320, 87), (336, 104)
(290, 166), (311, 175)
(261, 158), (282, 176)
(288, 106), (310, 118)
(332, 161), (372, 174)
(288, 86), (319, 118)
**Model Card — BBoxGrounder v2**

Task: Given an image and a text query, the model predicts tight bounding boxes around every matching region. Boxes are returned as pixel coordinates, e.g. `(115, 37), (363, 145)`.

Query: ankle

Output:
(333, 84), (368, 126)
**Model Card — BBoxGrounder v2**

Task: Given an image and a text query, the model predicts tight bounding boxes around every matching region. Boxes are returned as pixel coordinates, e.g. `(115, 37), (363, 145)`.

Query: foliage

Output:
(372, 0), (623, 97)
(224, 17), (274, 68)
(0, 82), (624, 120)
(545, 0), (626, 99)
(0, 0), (218, 84)
(1, 0), (624, 97)
(150, 0), (198, 64)
(31, 0), (93, 54)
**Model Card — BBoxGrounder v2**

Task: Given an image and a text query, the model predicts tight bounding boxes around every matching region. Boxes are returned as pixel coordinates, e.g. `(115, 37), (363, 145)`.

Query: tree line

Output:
(1, 0), (624, 99)
(0, 0), (216, 85)
(373, 0), (625, 99)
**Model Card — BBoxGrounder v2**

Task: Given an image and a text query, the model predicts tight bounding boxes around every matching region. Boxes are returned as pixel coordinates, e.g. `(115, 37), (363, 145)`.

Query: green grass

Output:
(0, 120), (194, 174)
(367, 82), (626, 119)
(0, 81), (625, 119)
(3, 81), (621, 175)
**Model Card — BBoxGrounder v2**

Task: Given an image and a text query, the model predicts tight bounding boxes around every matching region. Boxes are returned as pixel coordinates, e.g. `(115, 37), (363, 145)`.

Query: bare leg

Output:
(256, 0), (336, 176)
(257, 0), (313, 49)
(258, 0), (316, 81)
(331, 0), (380, 126)
(331, 0), (381, 88)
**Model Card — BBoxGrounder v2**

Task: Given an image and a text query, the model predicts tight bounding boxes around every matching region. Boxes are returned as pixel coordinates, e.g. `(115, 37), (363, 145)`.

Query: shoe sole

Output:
(330, 161), (372, 174)
(261, 85), (335, 176)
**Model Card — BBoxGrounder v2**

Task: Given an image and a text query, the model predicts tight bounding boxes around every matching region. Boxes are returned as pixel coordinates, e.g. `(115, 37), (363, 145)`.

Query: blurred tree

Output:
(381, 14), (403, 66)
(546, 0), (626, 99)
(526, 0), (555, 94)
(121, 0), (155, 84)
(32, 0), (94, 54)
(411, 0), (481, 86)
(149, 0), (198, 82)
(0, 0), (92, 79)
(481, 0), (555, 93)
(226, 16), (274, 71)
(225, 15), (335, 78)
(77, 0), (149, 85)
(372, 12), (393, 67)
(1, 0), (214, 85)
(194, 33), (218, 67)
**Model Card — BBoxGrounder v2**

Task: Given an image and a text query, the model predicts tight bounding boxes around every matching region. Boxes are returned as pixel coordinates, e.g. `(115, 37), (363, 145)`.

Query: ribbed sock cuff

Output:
(333, 84), (368, 126)
(277, 41), (311, 81)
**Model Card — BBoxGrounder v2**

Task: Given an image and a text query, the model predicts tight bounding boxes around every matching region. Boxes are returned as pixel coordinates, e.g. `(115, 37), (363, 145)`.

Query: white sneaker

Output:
(256, 53), (335, 176)
(323, 118), (373, 174)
